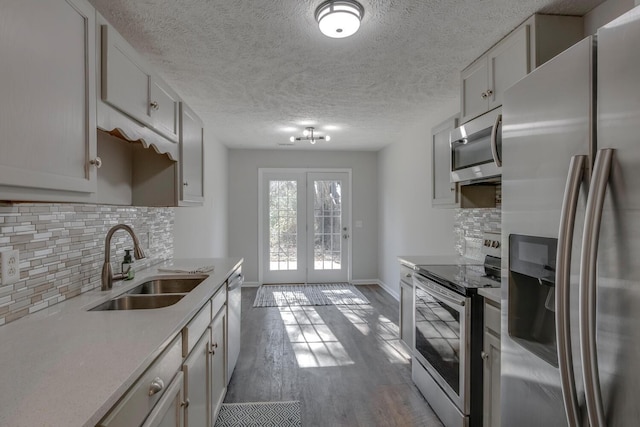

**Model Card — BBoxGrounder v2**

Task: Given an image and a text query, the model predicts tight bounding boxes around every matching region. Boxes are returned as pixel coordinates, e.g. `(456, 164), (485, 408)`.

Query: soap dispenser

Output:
(121, 249), (135, 280)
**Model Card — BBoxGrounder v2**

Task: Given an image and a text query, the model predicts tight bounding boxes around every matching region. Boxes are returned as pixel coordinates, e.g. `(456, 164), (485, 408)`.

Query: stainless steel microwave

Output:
(449, 107), (502, 183)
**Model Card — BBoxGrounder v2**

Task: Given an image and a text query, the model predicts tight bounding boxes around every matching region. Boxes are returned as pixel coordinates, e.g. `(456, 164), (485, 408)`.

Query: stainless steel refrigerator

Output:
(501, 6), (640, 427)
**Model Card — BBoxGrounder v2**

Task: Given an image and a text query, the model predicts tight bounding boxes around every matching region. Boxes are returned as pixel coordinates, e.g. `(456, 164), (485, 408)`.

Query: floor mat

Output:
(253, 283), (370, 307)
(214, 401), (301, 427)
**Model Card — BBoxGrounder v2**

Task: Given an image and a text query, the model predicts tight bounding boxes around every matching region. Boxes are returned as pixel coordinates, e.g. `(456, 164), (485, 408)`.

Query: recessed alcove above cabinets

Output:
(94, 13), (204, 207)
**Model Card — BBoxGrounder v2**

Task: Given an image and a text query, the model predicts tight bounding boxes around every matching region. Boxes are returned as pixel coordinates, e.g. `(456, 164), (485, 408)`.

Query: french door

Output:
(259, 170), (351, 284)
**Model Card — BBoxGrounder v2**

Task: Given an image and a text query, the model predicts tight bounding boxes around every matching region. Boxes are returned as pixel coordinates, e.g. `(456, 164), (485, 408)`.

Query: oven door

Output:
(413, 274), (471, 414)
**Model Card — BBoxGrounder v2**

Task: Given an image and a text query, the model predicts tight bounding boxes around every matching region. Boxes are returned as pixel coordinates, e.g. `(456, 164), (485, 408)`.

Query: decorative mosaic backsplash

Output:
(0, 204), (174, 325)
(454, 185), (502, 260)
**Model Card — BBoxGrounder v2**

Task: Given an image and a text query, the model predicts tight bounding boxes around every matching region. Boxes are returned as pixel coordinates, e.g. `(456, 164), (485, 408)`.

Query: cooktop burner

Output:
(415, 255), (502, 295)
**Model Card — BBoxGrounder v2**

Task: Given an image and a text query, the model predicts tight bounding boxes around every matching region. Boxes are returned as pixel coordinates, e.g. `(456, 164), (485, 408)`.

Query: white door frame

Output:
(258, 168), (352, 285)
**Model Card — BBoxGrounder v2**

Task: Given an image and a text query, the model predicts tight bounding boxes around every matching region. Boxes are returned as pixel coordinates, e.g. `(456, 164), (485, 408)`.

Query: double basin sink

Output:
(90, 277), (206, 311)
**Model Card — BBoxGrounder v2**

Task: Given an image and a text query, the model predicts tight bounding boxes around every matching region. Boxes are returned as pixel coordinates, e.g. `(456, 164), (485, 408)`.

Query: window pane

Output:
(269, 180), (298, 271)
(313, 180), (342, 270)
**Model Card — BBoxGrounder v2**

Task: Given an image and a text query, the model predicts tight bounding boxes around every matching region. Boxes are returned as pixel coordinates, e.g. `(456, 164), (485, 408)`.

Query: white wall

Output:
(173, 127), (229, 258)
(377, 99), (460, 298)
(227, 149), (378, 284)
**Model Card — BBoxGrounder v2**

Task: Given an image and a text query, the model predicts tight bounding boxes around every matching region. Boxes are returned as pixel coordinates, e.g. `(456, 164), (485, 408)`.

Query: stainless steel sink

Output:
(126, 277), (205, 295)
(90, 294), (185, 311)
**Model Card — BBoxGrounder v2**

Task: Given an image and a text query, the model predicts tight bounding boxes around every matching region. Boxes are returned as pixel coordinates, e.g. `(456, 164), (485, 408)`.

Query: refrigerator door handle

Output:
(556, 154), (587, 427)
(490, 113), (502, 167)
(579, 148), (614, 427)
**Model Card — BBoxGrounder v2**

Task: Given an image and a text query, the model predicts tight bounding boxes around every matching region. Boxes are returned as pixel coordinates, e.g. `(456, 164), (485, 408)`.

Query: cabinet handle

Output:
(481, 351), (489, 361)
(150, 101), (159, 111)
(89, 157), (102, 169)
(148, 377), (165, 396)
(481, 91), (488, 99)
(181, 398), (190, 408)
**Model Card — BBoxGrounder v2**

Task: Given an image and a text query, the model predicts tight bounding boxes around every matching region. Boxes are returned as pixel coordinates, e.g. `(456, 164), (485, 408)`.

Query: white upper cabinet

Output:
(460, 14), (583, 124)
(0, 0), (97, 201)
(179, 103), (205, 205)
(101, 24), (179, 143)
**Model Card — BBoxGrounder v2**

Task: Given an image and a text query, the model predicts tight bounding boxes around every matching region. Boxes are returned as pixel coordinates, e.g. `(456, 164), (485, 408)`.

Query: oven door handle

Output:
(414, 277), (466, 307)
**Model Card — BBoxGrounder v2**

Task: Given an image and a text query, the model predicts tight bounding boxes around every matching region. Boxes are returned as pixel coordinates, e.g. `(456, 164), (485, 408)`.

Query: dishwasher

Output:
(227, 267), (243, 384)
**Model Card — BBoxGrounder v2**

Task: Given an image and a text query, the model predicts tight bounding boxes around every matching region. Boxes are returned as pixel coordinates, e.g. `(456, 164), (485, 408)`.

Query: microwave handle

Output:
(490, 113), (502, 167)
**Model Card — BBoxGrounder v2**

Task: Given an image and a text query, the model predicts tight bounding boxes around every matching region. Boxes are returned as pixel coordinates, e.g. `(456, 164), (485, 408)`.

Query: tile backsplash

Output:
(0, 204), (174, 326)
(454, 207), (502, 260)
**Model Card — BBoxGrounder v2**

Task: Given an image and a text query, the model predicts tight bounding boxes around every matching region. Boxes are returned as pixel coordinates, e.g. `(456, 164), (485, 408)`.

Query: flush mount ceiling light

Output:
(289, 127), (331, 145)
(315, 0), (364, 39)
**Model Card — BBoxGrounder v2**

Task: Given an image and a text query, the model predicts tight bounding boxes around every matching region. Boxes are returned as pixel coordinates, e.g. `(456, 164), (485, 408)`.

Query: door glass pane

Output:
(313, 180), (342, 271)
(269, 180), (298, 271)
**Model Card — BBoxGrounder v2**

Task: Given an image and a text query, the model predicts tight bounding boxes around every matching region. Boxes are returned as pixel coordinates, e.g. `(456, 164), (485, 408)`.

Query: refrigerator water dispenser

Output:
(508, 234), (559, 367)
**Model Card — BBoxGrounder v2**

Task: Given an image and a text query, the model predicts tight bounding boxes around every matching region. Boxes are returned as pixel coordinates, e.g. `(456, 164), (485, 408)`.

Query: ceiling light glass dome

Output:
(315, 0), (364, 39)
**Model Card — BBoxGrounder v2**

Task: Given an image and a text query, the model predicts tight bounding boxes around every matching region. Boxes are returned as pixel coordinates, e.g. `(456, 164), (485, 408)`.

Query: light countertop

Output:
(478, 287), (501, 305)
(0, 257), (242, 427)
(398, 255), (481, 268)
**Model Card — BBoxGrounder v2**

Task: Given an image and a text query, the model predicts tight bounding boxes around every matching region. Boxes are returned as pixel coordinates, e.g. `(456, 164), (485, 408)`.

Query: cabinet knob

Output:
(481, 351), (489, 361)
(212, 342), (218, 349)
(481, 91), (488, 99)
(150, 101), (159, 111)
(405, 273), (412, 278)
(181, 398), (190, 408)
(89, 157), (102, 169)
(183, 181), (189, 187)
(486, 89), (493, 97)
(148, 377), (165, 396)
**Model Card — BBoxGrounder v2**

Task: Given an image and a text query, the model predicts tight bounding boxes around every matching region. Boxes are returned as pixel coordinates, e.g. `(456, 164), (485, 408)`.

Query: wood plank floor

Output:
(225, 285), (444, 427)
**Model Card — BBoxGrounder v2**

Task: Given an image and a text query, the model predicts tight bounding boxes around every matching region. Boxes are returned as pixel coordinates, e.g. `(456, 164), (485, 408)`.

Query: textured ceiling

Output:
(89, 0), (604, 150)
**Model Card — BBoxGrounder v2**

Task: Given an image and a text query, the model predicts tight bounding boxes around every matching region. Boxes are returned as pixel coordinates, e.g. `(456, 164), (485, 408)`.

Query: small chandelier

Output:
(315, 0), (364, 39)
(289, 127), (331, 145)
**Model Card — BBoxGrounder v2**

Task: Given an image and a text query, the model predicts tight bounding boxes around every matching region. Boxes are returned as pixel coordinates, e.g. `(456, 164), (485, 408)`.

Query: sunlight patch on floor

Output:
(279, 306), (354, 368)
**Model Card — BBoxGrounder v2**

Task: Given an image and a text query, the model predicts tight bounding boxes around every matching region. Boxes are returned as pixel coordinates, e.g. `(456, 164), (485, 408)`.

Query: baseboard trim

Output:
(351, 279), (399, 301)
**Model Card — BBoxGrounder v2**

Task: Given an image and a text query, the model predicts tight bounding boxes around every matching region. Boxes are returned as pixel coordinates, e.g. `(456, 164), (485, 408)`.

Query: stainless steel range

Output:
(412, 232), (501, 427)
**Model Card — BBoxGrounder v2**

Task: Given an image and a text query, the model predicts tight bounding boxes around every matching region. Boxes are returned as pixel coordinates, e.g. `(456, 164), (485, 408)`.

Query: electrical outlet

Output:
(0, 249), (20, 285)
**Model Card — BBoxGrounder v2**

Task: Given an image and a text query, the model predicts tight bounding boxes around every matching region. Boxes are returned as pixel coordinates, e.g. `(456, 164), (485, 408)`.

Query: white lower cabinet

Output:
(399, 263), (414, 349)
(142, 372), (185, 427)
(482, 300), (501, 427)
(183, 333), (211, 427)
(99, 336), (183, 427)
(210, 307), (227, 421)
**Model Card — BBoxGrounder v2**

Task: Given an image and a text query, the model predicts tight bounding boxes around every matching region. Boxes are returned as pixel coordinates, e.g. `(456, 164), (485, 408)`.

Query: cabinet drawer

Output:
(399, 264), (414, 285)
(484, 301), (501, 336)
(182, 301), (211, 357)
(210, 285), (227, 320)
(99, 335), (182, 427)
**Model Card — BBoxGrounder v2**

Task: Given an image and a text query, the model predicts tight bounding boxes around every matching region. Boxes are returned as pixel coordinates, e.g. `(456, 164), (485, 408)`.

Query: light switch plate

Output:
(1, 249), (20, 285)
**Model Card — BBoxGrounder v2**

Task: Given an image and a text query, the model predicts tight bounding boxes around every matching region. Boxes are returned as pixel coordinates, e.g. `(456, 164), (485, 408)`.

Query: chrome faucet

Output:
(101, 224), (146, 291)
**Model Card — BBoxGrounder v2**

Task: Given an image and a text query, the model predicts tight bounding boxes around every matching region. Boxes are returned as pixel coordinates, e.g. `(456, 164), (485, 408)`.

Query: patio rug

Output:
(214, 401), (301, 427)
(253, 283), (370, 307)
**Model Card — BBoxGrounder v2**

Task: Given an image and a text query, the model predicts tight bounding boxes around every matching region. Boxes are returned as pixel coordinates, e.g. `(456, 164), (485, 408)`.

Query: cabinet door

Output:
(210, 309), (227, 422)
(399, 280), (414, 349)
(431, 114), (459, 207)
(101, 24), (152, 129)
(142, 372), (185, 427)
(0, 0), (97, 194)
(183, 333), (211, 427)
(179, 103), (204, 205)
(482, 331), (501, 427)
(460, 58), (488, 123)
(487, 23), (530, 110)
(150, 78), (180, 142)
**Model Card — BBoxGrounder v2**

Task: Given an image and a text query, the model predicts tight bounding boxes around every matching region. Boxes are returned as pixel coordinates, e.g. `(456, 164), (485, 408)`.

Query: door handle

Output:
(556, 154), (587, 427)
(580, 148), (614, 427)
(490, 113), (502, 167)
